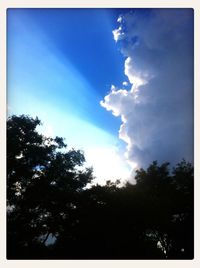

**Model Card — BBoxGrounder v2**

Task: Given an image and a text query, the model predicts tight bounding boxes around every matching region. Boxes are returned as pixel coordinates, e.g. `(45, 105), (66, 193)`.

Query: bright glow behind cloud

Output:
(101, 9), (194, 171)
(34, 107), (132, 185)
(85, 146), (131, 185)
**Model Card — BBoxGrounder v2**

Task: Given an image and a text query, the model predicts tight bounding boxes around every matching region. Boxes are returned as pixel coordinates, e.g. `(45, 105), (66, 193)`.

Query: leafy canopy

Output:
(7, 115), (194, 259)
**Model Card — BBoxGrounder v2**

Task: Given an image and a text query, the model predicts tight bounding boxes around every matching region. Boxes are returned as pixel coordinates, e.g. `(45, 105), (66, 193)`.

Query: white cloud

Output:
(85, 146), (131, 185)
(101, 9), (194, 171)
(117, 16), (123, 23)
(124, 57), (148, 88)
(112, 26), (125, 42)
(122, 81), (129, 86)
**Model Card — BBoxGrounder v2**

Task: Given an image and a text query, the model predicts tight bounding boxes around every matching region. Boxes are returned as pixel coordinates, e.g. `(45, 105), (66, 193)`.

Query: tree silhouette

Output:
(7, 115), (194, 259)
(7, 115), (93, 258)
(134, 160), (194, 258)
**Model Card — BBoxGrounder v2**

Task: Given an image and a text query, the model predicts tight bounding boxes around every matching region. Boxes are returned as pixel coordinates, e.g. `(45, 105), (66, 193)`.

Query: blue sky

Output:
(7, 9), (126, 132)
(7, 8), (194, 184)
(7, 8), (132, 184)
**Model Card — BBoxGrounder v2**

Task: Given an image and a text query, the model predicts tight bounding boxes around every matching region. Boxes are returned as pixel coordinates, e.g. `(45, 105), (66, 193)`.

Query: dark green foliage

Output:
(7, 115), (194, 259)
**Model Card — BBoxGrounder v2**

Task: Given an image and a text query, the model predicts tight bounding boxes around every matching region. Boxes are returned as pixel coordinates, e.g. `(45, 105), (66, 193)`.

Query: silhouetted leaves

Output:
(7, 115), (193, 259)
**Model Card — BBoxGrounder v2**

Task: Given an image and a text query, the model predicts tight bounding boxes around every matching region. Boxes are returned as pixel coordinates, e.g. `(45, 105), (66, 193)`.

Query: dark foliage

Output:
(7, 115), (194, 259)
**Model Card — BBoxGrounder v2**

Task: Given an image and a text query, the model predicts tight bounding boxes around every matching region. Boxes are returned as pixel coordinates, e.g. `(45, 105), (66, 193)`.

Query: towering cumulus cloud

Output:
(101, 9), (194, 171)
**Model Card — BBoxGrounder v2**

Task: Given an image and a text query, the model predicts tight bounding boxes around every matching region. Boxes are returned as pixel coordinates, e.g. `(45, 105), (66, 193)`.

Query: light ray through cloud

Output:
(7, 14), (99, 121)
(7, 9), (132, 184)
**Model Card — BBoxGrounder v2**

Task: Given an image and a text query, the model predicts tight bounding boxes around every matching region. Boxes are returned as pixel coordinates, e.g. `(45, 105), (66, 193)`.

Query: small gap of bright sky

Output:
(7, 8), (132, 184)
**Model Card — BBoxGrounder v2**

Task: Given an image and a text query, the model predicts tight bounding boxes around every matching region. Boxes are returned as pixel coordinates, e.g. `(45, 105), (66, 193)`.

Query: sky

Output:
(7, 8), (194, 185)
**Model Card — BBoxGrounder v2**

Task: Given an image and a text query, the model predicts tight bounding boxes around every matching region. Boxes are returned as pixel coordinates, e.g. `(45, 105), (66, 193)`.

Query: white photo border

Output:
(0, 1), (199, 267)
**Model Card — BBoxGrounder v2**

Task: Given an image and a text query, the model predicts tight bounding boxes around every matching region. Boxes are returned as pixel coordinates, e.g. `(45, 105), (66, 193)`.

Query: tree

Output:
(134, 160), (194, 259)
(7, 115), (93, 259)
(7, 115), (193, 259)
